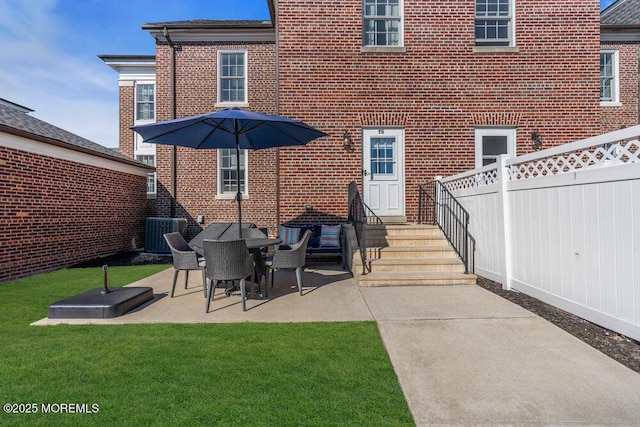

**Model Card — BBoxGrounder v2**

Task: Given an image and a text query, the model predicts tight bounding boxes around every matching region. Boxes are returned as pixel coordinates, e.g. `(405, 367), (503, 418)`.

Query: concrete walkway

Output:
(34, 265), (640, 425)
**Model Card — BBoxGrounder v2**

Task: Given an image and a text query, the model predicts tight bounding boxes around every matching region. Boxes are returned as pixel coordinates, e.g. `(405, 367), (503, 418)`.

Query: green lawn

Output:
(0, 266), (414, 426)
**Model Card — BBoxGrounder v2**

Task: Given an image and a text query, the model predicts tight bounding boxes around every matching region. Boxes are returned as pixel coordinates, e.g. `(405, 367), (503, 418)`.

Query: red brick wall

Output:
(119, 84), (135, 158)
(0, 144), (148, 284)
(277, 0), (601, 222)
(153, 41), (278, 238)
(600, 42), (639, 133)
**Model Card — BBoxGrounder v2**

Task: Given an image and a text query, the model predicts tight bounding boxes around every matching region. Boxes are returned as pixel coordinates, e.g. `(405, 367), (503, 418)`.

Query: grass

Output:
(0, 265), (414, 426)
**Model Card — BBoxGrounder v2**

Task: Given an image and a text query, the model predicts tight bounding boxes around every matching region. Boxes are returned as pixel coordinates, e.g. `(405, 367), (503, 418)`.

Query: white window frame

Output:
(133, 81), (156, 197)
(135, 83), (155, 121)
(475, 0), (515, 47)
(216, 149), (249, 199)
(362, 0), (404, 48)
(217, 50), (248, 107)
(600, 50), (620, 105)
(475, 127), (516, 168)
(135, 154), (156, 196)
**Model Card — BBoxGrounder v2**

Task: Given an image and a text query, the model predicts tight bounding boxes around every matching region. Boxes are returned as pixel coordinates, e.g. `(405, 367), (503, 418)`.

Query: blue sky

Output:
(0, 0), (617, 148)
(0, 0), (270, 147)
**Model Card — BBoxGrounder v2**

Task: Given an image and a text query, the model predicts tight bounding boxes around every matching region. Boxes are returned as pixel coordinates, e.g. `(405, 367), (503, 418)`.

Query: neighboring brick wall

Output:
(600, 42), (639, 133)
(0, 144), (148, 284)
(153, 41), (278, 238)
(277, 0), (602, 223)
(119, 84), (135, 158)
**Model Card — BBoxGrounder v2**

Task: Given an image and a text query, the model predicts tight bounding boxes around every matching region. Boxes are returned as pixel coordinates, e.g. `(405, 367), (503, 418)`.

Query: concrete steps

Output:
(353, 224), (476, 287)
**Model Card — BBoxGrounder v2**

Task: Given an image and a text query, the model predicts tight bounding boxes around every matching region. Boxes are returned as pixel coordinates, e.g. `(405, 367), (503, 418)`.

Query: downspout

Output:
(274, 1), (281, 227)
(164, 27), (177, 218)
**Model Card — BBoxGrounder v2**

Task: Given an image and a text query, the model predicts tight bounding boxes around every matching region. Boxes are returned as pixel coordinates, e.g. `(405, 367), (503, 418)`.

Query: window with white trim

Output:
(136, 154), (156, 195)
(475, 0), (513, 47)
(135, 83), (155, 121)
(600, 50), (619, 104)
(218, 51), (247, 104)
(363, 0), (403, 47)
(218, 149), (247, 196)
(475, 128), (515, 167)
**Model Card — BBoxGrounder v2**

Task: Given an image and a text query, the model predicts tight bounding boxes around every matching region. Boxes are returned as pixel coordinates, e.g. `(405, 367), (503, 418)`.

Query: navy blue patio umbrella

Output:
(131, 108), (328, 237)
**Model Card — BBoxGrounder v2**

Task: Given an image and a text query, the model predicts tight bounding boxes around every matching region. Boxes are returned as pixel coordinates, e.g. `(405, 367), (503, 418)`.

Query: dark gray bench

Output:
(280, 223), (345, 267)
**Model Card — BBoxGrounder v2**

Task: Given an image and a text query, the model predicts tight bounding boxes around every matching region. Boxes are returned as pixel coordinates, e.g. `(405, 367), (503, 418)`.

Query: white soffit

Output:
(0, 132), (151, 177)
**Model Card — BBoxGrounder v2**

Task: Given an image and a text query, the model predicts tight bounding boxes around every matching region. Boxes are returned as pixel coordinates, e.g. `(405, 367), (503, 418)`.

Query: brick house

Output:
(600, 0), (640, 132)
(0, 99), (153, 283)
(104, 0), (601, 239)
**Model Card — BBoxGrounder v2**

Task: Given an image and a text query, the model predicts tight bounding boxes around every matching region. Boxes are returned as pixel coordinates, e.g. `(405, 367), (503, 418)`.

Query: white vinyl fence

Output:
(441, 126), (640, 342)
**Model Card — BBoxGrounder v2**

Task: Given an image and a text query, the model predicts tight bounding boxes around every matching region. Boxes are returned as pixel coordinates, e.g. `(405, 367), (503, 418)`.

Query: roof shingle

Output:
(0, 101), (150, 168)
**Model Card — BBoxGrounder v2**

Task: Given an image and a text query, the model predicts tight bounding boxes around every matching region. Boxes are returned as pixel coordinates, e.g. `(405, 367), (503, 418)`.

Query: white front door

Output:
(362, 128), (405, 217)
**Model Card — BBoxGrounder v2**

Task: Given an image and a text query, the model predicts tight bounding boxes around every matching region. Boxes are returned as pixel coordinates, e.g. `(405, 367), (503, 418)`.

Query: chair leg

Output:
(184, 270), (189, 289)
(295, 267), (303, 296)
(240, 278), (247, 311)
(270, 269), (275, 288)
(201, 270), (207, 298)
(171, 269), (179, 297)
(263, 271), (268, 298)
(205, 280), (213, 313)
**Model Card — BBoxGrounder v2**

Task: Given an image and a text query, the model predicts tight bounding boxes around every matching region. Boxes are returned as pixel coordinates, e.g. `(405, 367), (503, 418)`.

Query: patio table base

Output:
(48, 287), (153, 319)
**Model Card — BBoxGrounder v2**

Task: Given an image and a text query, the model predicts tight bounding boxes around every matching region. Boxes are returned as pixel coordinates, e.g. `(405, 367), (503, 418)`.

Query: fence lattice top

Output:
(443, 127), (640, 192)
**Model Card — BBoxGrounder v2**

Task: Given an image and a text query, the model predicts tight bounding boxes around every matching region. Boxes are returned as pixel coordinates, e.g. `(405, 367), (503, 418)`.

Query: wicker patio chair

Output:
(265, 229), (312, 296)
(163, 232), (206, 298)
(203, 239), (255, 312)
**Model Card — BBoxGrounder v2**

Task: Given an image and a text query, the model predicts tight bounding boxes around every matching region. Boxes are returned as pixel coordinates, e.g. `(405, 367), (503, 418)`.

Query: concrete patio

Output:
(34, 265), (640, 425)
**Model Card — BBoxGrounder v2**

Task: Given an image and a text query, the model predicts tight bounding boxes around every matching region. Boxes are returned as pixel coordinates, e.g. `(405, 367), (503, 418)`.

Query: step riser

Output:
(365, 248), (460, 259)
(358, 278), (477, 286)
(365, 228), (443, 237)
(367, 263), (466, 273)
(366, 237), (449, 247)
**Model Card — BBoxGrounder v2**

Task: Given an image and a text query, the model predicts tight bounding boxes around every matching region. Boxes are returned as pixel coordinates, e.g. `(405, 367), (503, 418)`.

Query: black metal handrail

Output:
(418, 181), (474, 273)
(348, 181), (375, 274)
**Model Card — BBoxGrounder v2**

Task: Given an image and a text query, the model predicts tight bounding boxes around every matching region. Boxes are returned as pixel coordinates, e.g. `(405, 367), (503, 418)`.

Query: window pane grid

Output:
(363, 0), (401, 47)
(476, 0), (510, 17)
(136, 84), (154, 120)
(136, 154), (156, 194)
(219, 149), (246, 194)
(600, 52), (615, 102)
(370, 138), (395, 175)
(475, 0), (511, 46)
(220, 53), (246, 103)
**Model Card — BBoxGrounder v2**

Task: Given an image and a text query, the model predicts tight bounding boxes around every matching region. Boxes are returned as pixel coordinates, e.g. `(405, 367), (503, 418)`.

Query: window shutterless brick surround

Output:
(0, 145), (148, 284)
(600, 43), (639, 133)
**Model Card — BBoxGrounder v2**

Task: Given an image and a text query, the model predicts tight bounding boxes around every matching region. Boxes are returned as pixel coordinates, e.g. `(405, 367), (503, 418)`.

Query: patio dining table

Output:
(190, 224), (281, 298)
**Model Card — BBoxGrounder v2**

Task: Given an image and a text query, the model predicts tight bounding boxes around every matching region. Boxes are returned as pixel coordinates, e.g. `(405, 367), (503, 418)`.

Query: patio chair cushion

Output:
(278, 225), (300, 245)
(319, 224), (341, 247)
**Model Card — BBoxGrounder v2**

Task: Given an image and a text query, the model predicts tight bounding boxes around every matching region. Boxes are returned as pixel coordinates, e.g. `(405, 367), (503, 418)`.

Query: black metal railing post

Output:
(418, 180), (474, 274)
(348, 181), (369, 275)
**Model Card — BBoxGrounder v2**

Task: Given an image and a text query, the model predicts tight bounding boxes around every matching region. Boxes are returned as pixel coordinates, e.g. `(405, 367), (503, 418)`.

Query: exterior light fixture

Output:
(531, 130), (543, 150)
(342, 131), (353, 151)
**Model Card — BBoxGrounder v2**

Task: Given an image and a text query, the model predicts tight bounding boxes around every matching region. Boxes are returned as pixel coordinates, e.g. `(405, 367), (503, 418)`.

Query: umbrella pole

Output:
(236, 131), (242, 239)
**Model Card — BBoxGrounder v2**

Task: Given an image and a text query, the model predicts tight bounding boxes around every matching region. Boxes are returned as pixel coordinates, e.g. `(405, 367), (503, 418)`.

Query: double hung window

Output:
(218, 51), (247, 104)
(136, 154), (156, 195)
(135, 84), (155, 121)
(475, 0), (513, 47)
(134, 83), (156, 196)
(600, 51), (619, 104)
(218, 149), (247, 196)
(363, 0), (402, 47)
